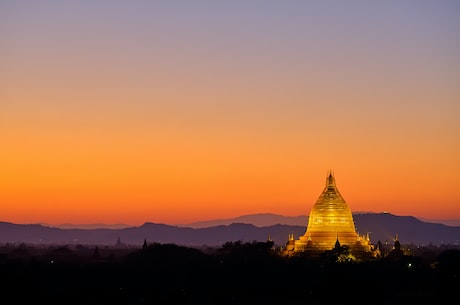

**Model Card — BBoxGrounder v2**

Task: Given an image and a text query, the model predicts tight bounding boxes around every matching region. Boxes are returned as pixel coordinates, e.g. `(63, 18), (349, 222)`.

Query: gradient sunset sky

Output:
(1, 1), (459, 226)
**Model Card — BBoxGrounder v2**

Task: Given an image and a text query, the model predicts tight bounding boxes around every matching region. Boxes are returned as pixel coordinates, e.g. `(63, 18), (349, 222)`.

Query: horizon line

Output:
(3, 211), (460, 228)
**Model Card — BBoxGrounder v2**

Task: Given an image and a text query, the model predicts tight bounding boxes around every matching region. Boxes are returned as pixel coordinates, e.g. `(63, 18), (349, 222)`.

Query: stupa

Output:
(283, 171), (377, 259)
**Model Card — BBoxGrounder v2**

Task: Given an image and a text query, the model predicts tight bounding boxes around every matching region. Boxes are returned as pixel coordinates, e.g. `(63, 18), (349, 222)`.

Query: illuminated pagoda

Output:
(283, 171), (378, 260)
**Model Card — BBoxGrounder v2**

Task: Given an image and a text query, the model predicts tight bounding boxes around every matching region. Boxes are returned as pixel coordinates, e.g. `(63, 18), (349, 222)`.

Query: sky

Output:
(1, 1), (459, 226)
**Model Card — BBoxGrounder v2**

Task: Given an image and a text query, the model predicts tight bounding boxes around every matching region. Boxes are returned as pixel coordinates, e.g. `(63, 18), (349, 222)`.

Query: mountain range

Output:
(1, 212), (458, 247)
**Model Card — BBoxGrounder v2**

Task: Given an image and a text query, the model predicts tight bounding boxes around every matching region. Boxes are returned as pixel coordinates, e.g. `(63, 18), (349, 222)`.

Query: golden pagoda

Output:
(284, 171), (377, 259)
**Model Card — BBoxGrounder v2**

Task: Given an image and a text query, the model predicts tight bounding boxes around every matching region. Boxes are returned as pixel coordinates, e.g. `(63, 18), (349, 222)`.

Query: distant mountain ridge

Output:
(180, 213), (308, 228)
(46, 223), (132, 229)
(0, 213), (459, 247)
(181, 212), (460, 228)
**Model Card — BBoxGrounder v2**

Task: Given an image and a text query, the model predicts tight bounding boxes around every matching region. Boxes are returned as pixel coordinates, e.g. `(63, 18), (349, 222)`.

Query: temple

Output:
(282, 171), (379, 260)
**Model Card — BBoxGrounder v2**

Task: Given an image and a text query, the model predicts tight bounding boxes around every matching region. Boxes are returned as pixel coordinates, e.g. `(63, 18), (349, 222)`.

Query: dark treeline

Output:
(0, 241), (458, 305)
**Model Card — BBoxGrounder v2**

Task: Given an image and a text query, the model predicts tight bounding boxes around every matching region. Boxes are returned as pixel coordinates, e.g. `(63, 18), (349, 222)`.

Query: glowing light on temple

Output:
(283, 171), (379, 260)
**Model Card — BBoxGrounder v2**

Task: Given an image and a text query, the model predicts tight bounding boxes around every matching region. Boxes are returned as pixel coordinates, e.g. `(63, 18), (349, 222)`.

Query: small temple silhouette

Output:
(282, 171), (379, 260)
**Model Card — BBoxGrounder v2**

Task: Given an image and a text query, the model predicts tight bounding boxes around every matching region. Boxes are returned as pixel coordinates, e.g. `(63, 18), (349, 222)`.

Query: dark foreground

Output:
(0, 241), (458, 305)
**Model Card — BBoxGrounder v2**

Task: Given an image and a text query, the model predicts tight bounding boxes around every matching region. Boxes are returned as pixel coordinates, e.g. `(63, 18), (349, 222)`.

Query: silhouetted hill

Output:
(0, 213), (459, 246)
(0, 221), (114, 244)
(0, 221), (303, 246)
(353, 213), (460, 245)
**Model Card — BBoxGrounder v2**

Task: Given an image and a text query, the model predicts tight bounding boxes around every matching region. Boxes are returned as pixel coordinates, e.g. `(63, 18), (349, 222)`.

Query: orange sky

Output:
(1, 1), (459, 226)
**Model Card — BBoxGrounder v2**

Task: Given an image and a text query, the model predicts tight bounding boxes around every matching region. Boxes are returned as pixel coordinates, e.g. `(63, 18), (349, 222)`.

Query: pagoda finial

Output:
(326, 170), (335, 186)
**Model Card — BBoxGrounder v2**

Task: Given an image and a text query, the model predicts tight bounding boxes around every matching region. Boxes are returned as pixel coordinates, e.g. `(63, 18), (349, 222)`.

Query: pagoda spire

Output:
(326, 170), (336, 186)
